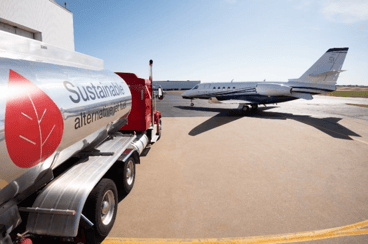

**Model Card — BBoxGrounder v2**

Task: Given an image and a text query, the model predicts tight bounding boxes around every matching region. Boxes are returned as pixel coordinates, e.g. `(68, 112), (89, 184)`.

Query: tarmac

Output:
(106, 92), (368, 243)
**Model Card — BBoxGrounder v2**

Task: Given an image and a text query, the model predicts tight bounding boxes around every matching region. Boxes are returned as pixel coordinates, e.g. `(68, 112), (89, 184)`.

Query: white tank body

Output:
(0, 57), (132, 205)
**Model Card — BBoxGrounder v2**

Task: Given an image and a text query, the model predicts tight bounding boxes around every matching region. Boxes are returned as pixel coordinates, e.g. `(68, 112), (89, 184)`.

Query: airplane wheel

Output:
(242, 105), (249, 112)
(190, 103), (194, 107)
(251, 104), (258, 110)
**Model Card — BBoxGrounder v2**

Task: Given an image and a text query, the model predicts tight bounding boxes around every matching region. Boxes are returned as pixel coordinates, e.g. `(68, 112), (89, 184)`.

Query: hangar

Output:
(0, 0), (74, 51)
(153, 80), (200, 90)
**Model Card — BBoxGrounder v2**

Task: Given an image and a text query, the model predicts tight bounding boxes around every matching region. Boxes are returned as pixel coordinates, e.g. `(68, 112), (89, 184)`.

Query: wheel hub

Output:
(126, 168), (131, 178)
(126, 160), (134, 186)
(102, 201), (110, 215)
(101, 190), (115, 225)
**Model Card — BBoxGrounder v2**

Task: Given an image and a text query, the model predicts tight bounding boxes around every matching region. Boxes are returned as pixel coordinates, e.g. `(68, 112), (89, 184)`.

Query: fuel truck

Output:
(0, 31), (163, 244)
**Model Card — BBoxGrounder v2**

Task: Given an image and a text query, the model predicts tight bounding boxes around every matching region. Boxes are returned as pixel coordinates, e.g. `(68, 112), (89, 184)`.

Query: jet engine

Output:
(256, 83), (292, 97)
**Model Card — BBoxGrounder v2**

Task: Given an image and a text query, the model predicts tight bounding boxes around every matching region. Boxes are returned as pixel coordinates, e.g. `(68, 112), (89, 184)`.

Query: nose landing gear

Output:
(190, 99), (194, 107)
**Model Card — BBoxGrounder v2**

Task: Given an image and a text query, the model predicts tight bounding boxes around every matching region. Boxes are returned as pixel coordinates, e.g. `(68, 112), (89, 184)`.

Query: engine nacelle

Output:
(256, 83), (292, 97)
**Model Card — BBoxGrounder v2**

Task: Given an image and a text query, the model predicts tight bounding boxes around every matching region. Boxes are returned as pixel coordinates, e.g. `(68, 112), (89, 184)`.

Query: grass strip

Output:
(324, 91), (368, 98)
(346, 103), (368, 108)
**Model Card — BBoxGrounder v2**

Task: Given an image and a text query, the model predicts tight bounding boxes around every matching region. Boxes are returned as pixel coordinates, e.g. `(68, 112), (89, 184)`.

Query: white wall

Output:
(0, 0), (75, 51)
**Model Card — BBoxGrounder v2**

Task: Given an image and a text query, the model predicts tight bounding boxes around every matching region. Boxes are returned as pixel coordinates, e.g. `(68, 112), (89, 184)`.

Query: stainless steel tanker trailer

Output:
(0, 31), (163, 244)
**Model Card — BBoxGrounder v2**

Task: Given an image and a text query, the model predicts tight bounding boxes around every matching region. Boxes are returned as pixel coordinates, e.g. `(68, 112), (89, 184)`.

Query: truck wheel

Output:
(122, 157), (135, 195)
(157, 118), (162, 140)
(83, 178), (118, 243)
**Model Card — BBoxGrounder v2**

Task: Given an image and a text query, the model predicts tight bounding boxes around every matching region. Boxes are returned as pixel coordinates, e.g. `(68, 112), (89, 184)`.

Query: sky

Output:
(55, 0), (368, 86)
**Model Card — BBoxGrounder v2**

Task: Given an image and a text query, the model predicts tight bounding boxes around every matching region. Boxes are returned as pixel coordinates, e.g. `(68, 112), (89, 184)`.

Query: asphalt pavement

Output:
(107, 92), (368, 244)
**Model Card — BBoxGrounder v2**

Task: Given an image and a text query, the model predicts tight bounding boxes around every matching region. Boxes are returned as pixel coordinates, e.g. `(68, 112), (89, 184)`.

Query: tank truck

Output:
(0, 31), (163, 244)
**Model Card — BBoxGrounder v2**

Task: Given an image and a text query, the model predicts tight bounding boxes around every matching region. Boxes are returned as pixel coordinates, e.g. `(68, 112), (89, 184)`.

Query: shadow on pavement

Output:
(175, 106), (243, 136)
(253, 110), (361, 140)
(175, 106), (361, 139)
(175, 106), (274, 136)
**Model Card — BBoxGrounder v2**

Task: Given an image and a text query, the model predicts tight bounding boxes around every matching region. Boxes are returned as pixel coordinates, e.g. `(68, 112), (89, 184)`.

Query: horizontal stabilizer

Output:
(291, 92), (313, 100)
(309, 70), (346, 78)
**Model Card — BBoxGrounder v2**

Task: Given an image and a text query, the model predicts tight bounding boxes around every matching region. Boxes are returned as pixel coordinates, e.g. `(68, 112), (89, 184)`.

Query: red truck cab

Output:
(116, 72), (163, 143)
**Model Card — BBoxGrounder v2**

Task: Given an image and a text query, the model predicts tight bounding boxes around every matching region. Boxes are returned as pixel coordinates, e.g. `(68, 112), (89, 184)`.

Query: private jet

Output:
(181, 47), (349, 111)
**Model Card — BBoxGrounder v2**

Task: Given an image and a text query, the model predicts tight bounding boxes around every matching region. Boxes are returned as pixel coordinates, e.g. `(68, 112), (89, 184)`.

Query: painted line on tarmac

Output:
(103, 220), (368, 244)
(351, 137), (368, 146)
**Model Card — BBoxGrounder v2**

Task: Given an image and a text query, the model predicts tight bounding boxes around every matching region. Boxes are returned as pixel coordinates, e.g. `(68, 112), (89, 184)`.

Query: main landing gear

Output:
(241, 105), (250, 112)
(238, 104), (258, 113)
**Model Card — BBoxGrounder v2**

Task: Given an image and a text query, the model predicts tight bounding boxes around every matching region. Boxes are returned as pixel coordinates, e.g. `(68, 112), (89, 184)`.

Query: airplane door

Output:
(204, 84), (211, 94)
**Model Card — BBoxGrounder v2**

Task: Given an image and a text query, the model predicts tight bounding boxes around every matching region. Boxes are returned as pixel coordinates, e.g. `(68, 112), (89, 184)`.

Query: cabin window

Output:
(228, 87), (230, 89)
(233, 87), (235, 89)
(218, 87), (220, 89)
(213, 87), (216, 89)
(222, 87), (225, 89)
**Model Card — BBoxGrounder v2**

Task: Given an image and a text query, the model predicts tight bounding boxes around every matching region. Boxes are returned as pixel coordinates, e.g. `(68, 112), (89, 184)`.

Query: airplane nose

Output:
(181, 91), (189, 99)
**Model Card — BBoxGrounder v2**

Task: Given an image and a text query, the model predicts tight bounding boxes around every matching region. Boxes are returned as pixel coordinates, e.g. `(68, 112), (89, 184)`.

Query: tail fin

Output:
(289, 47), (349, 84)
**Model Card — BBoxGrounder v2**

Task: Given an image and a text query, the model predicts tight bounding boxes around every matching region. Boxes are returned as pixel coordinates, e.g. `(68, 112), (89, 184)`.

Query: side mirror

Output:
(158, 87), (164, 100)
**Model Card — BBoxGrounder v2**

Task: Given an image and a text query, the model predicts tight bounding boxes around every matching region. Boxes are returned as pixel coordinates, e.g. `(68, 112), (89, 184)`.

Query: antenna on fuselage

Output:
(231, 79), (234, 83)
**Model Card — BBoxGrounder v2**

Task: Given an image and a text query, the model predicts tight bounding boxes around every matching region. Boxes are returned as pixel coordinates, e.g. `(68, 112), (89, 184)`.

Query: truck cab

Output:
(116, 72), (163, 143)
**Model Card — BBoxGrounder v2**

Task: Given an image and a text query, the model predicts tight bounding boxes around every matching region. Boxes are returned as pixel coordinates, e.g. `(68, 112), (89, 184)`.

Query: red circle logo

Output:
(5, 70), (64, 168)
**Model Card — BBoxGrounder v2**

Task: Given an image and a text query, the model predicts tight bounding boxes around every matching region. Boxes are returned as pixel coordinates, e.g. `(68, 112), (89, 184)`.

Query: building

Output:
(153, 80), (200, 90)
(0, 0), (103, 70)
(0, 0), (74, 51)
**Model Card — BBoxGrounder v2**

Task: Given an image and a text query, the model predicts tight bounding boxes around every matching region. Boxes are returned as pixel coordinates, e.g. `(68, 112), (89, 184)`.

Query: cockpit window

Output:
(192, 85), (199, 90)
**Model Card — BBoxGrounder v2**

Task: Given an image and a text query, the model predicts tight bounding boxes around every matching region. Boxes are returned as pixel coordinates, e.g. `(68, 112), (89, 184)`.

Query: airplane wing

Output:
(208, 97), (253, 104)
(291, 92), (313, 100)
(217, 100), (253, 104)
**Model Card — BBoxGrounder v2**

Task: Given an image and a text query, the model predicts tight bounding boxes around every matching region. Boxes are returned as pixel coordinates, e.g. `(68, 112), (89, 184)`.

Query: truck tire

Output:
(122, 156), (135, 195)
(157, 118), (162, 140)
(83, 178), (118, 243)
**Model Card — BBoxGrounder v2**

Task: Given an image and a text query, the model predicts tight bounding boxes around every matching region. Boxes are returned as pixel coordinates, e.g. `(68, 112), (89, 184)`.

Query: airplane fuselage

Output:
(181, 48), (348, 107)
(182, 81), (335, 105)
